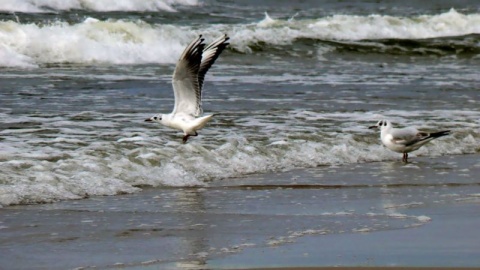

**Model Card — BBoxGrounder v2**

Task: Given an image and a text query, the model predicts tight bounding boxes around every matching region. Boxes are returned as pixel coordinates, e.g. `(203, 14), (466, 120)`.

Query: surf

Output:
(1, 9), (479, 68)
(0, 0), (198, 13)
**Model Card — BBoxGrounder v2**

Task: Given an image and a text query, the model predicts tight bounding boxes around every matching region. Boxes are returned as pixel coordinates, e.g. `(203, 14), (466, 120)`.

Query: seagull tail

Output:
(193, 114), (214, 130)
(429, 130), (451, 139)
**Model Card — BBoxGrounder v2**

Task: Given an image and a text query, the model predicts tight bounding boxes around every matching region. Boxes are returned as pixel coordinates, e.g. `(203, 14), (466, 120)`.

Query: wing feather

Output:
(198, 34), (230, 93)
(171, 34), (229, 117)
(390, 127), (423, 146)
(172, 35), (205, 116)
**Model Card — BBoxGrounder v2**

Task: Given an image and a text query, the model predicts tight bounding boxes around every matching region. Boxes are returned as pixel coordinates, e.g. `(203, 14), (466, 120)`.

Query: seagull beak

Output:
(145, 118), (153, 122)
(368, 125), (378, 129)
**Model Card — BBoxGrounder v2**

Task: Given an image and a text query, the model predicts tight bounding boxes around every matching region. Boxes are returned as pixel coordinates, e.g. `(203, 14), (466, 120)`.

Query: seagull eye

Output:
(153, 116), (158, 120)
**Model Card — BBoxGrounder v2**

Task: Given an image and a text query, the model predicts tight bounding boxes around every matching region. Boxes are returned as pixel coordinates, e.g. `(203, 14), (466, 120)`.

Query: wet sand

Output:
(1, 154), (480, 269)
(242, 268), (480, 270)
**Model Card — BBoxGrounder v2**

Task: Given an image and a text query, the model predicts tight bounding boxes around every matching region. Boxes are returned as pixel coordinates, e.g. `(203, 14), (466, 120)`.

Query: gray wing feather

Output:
(390, 127), (426, 146)
(172, 35), (205, 116)
(198, 34), (230, 93)
(171, 34), (229, 117)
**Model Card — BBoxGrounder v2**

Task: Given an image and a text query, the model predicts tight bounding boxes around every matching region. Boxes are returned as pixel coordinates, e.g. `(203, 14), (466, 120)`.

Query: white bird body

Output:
(159, 113), (214, 136)
(370, 120), (450, 162)
(145, 34), (229, 143)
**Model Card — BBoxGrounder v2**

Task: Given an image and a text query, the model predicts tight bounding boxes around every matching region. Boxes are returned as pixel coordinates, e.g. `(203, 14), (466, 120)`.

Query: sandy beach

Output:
(1, 154), (480, 269)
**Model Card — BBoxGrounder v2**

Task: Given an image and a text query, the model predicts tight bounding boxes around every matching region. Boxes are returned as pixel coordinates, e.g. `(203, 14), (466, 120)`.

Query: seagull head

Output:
(145, 114), (163, 123)
(369, 120), (391, 130)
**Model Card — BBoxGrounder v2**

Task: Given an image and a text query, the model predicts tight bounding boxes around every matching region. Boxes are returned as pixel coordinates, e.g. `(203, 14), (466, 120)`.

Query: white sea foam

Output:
(0, 132), (477, 206)
(0, 0), (198, 13)
(307, 9), (480, 40)
(0, 44), (38, 68)
(1, 9), (479, 67)
(232, 9), (480, 52)
(0, 18), (191, 67)
(416, 215), (432, 222)
(1, 108), (478, 206)
(117, 136), (145, 142)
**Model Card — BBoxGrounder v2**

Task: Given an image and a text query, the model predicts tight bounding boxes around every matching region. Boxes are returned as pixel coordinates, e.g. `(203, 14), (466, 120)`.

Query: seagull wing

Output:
(404, 130), (450, 147)
(390, 127), (423, 146)
(198, 34), (230, 93)
(172, 35), (205, 116)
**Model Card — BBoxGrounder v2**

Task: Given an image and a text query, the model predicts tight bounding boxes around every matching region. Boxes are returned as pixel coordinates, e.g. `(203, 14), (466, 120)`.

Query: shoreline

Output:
(239, 268), (480, 270)
(1, 154), (480, 269)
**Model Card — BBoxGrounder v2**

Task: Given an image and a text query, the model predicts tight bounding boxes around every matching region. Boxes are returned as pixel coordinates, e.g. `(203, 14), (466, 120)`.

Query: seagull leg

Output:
(402, 153), (409, 163)
(182, 132), (198, 144)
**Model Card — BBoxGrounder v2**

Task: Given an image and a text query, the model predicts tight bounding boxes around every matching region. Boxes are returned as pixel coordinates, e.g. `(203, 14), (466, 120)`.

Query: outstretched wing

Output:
(171, 34), (229, 117)
(172, 35), (205, 116)
(198, 34), (230, 93)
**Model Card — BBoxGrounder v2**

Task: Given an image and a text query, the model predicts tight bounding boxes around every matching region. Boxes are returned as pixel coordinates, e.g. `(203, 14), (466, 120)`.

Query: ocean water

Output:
(0, 0), (479, 206)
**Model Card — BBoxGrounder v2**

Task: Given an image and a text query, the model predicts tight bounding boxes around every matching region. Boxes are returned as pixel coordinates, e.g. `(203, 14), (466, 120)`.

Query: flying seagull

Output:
(145, 34), (229, 143)
(369, 120), (450, 162)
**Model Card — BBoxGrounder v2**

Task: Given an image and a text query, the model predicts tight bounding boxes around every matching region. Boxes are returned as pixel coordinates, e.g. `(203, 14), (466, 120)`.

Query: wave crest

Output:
(1, 125), (478, 206)
(0, 0), (198, 13)
(1, 9), (479, 67)
(231, 9), (480, 54)
(0, 18), (191, 66)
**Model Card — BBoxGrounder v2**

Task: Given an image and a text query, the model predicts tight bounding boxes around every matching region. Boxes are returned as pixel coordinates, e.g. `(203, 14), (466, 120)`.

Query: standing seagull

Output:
(145, 34), (229, 143)
(369, 120), (450, 162)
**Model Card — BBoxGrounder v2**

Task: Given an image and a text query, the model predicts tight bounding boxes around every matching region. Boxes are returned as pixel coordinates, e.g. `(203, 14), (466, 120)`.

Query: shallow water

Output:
(0, 0), (479, 206)
(1, 155), (479, 269)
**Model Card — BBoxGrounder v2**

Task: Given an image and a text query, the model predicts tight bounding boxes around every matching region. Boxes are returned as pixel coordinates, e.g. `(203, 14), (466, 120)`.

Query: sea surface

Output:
(1, 0), (479, 206)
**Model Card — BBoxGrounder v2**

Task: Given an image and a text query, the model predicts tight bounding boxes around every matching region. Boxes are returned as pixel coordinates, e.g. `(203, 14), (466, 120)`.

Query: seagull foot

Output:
(182, 132), (198, 144)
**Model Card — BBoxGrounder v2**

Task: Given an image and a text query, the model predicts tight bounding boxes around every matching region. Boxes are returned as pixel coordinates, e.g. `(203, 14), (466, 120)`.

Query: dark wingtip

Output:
(198, 34), (205, 43)
(431, 130), (451, 138)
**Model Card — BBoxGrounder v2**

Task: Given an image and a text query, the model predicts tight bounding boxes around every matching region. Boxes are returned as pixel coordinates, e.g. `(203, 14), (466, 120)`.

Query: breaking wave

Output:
(233, 9), (480, 55)
(0, 9), (479, 67)
(0, 0), (198, 13)
(0, 110), (478, 206)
